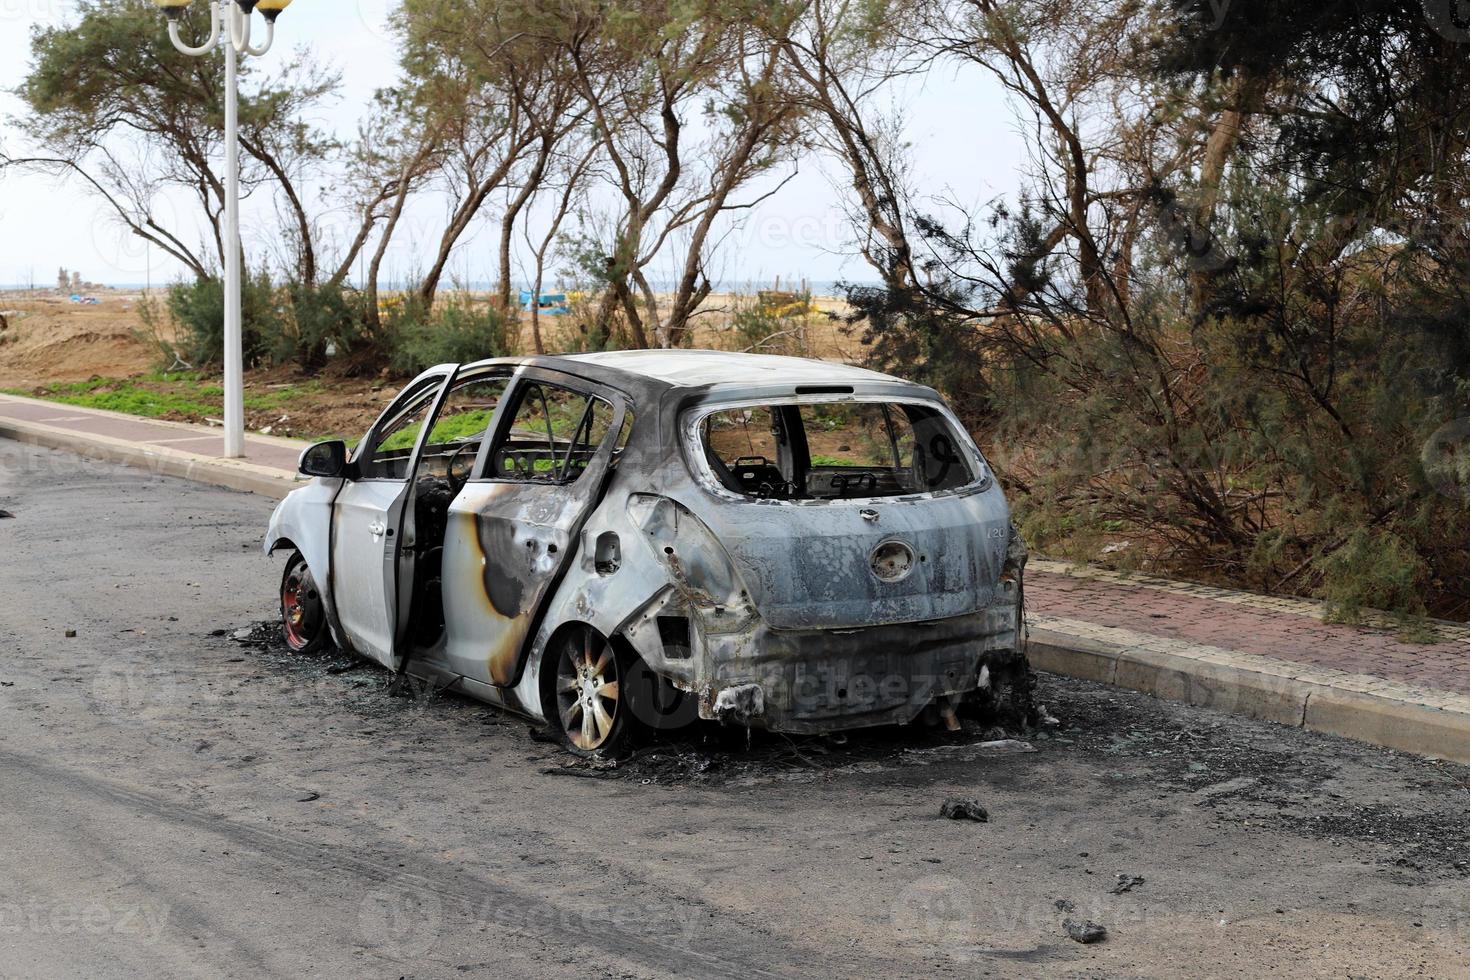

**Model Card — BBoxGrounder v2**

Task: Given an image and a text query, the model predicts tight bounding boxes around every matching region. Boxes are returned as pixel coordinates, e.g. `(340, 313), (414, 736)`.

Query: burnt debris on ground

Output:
(1063, 918), (1108, 944)
(939, 796), (990, 822)
(216, 621), (1470, 881)
(221, 621), (501, 725)
(1042, 673), (1470, 881)
(1110, 874), (1146, 895)
(221, 620), (1044, 786)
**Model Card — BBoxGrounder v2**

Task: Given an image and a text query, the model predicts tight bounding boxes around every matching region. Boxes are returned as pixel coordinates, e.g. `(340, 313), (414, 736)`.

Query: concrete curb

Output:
(0, 416), (298, 500)
(1029, 620), (1470, 766)
(1029, 557), (1470, 643)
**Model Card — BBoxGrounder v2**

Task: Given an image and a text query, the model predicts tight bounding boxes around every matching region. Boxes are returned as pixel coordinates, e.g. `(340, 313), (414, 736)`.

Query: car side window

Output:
(490, 381), (617, 484)
(415, 374), (512, 480)
(358, 379), (444, 481)
(427, 376), (511, 446)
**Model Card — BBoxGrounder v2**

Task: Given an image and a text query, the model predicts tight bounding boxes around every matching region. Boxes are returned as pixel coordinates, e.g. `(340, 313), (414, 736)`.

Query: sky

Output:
(0, 0), (1028, 290)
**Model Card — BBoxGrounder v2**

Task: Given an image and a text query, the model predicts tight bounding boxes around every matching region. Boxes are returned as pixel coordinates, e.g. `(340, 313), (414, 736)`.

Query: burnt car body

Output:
(265, 351), (1028, 754)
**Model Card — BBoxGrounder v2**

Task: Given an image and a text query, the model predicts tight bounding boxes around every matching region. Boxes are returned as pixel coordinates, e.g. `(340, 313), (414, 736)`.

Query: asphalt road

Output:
(1, 442), (1467, 979)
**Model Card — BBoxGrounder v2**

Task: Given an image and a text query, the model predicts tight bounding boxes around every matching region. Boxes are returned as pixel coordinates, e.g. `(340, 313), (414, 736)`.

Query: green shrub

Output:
(849, 177), (1470, 620)
(385, 293), (514, 376)
(1319, 527), (1434, 638)
(268, 280), (370, 372)
(165, 272), (281, 369)
(151, 276), (377, 374)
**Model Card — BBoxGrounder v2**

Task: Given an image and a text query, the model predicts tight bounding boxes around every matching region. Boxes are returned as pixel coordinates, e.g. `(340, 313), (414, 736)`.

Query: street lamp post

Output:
(154, 0), (294, 459)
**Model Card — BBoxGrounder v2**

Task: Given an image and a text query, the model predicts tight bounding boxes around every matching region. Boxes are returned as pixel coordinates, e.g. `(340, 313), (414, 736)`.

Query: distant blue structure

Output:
(520, 290), (570, 316)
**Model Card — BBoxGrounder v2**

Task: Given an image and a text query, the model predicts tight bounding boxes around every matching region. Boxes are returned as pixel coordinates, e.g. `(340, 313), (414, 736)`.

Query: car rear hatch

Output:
(680, 393), (1013, 630)
(694, 492), (1011, 629)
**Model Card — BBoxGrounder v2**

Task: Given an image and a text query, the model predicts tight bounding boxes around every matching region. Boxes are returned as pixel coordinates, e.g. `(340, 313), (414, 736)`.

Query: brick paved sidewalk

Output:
(1028, 561), (1470, 698)
(0, 393), (303, 472)
(3, 391), (1467, 762)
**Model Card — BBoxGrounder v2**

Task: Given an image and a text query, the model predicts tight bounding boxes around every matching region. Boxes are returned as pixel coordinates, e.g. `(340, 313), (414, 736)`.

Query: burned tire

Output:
(545, 625), (634, 758)
(959, 649), (1036, 730)
(279, 551), (329, 654)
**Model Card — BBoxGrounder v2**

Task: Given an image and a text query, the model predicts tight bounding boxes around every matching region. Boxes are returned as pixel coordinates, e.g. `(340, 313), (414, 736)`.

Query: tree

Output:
(550, 0), (803, 347)
(522, 135), (601, 353)
(816, 0), (1470, 619)
(6, 0), (338, 283)
(339, 86), (448, 335)
(397, 0), (587, 309)
(767, 0), (925, 291)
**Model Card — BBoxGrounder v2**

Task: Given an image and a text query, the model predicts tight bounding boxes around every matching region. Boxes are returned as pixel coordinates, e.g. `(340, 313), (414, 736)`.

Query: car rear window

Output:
(696, 400), (980, 500)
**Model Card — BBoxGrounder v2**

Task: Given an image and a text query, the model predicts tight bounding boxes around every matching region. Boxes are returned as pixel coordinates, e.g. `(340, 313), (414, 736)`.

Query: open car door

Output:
(440, 369), (630, 687)
(330, 368), (457, 670)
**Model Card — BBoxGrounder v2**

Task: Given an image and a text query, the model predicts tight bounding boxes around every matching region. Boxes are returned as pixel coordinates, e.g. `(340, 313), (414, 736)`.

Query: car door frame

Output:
(440, 366), (631, 689)
(393, 362), (522, 667)
(328, 366), (459, 669)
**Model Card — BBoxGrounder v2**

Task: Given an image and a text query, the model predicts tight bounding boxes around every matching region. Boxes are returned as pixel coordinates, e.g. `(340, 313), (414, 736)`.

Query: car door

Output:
(440, 371), (630, 687)
(331, 370), (455, 669)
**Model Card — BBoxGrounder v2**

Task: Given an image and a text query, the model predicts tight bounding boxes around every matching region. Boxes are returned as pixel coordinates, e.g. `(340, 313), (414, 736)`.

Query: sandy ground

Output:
(0, 290), (161, 387)
(0, 289), (861, 389)
(0, 288), (861, 440)
(0, 442), (1466, 978)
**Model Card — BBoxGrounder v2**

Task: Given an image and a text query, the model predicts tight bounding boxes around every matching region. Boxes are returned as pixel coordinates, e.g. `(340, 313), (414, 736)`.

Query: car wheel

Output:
(280, 551), (328, 654)
(549, 626), (632, 757)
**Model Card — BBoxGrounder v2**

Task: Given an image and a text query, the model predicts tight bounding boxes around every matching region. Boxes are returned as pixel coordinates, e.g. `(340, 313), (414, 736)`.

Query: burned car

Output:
(265, 351), (1029, 755)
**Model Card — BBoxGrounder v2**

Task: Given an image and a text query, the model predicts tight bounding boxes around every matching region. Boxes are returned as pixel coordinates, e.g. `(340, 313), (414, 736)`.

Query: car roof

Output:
(556, 349), (904, 389)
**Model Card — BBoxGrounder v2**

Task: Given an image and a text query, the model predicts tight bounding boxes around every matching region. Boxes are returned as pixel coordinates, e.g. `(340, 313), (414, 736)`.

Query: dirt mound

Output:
(0, 292), (161, 387)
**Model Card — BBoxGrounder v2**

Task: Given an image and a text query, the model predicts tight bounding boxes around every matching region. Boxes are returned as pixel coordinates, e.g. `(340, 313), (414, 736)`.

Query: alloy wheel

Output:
(555, 630), (621, 752)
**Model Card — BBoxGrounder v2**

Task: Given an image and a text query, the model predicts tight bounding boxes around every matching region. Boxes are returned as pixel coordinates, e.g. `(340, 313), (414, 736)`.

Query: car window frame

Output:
(414, 365), (518, 477)
(468, 369), (631, 486)
(351, 369), (455, 483)
(682, 393), (993, 505)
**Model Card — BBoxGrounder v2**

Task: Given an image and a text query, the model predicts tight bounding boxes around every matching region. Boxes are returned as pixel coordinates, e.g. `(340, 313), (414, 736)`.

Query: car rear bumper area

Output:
(697, 601), (1026, 733)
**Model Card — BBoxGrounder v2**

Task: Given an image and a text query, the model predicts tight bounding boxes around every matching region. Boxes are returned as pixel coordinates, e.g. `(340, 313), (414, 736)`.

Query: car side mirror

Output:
(299, 440), (351, 479)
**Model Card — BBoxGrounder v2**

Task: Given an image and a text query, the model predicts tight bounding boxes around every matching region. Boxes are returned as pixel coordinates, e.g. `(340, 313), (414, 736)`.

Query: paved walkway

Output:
(1028, 562), (1470, 698)
(0, 392), (302, 496)
(2, 391), (1467, 763)
(0, 394), (304, 471)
